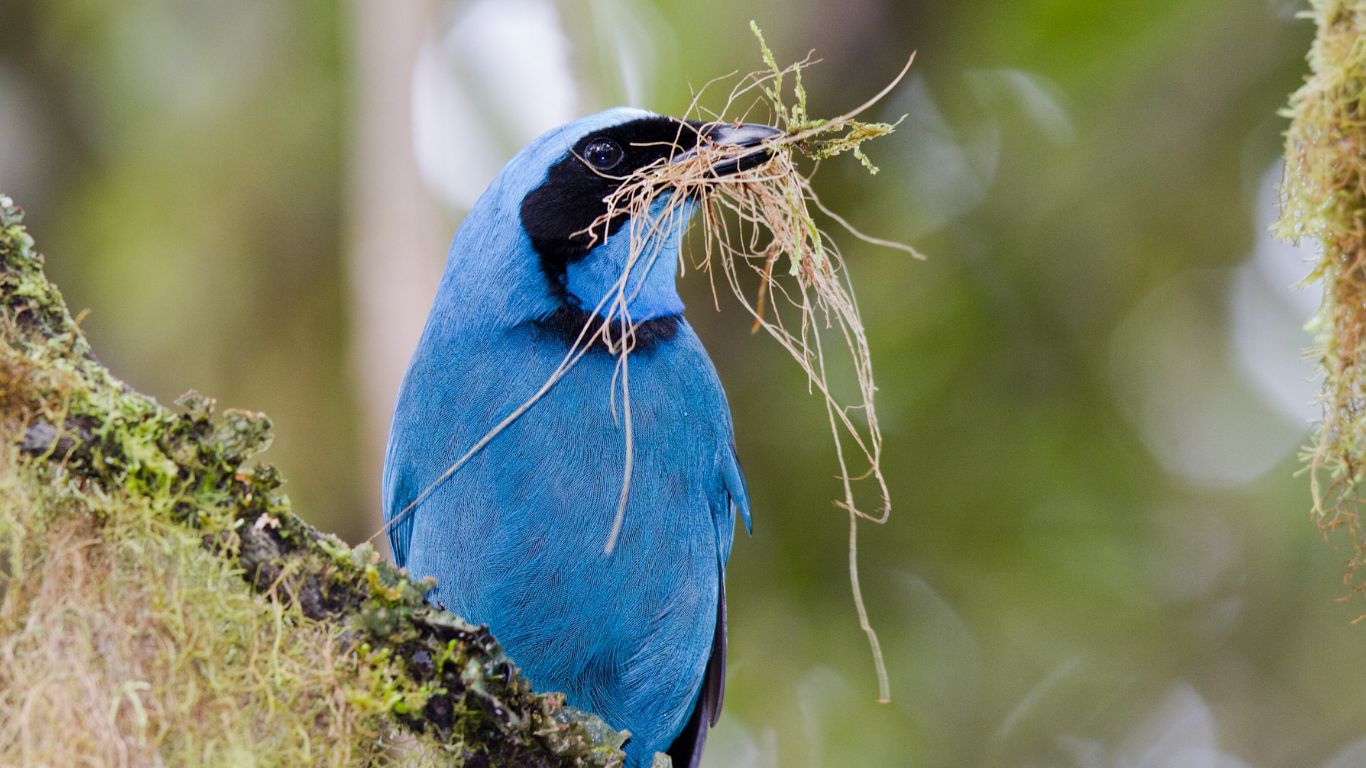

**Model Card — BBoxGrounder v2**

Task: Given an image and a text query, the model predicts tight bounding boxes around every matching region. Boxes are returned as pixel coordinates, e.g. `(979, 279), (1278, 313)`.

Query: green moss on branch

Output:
(0, 194), (628, 766)
(1279, 0), (1366, 600)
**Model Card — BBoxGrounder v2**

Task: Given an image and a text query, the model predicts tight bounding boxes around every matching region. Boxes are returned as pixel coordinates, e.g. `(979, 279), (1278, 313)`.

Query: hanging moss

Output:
(0, 194), (628, 766)
(1279, 0), (1366, 602)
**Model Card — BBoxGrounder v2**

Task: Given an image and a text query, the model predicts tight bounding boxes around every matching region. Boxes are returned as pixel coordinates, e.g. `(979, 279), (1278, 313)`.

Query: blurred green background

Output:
(2, 1), (1355, 766)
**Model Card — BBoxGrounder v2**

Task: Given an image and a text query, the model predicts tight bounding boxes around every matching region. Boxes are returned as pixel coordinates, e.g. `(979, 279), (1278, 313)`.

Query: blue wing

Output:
(381, 423), (417, 569)
(669, 440), (748, 768)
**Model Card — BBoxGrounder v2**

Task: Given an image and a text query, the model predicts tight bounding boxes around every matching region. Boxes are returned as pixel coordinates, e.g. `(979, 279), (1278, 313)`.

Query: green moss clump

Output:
(0, 194), (627, 766)
(748, 20), (903, 174)
(1278, 0), (1366, 602)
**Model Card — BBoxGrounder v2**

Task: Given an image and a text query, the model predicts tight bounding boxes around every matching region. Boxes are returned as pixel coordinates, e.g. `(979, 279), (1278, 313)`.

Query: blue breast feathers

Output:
(384, 318), (743, 762)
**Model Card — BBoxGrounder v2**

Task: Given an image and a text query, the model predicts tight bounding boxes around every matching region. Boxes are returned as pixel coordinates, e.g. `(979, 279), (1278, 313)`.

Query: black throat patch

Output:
(535, 305), (680, 351)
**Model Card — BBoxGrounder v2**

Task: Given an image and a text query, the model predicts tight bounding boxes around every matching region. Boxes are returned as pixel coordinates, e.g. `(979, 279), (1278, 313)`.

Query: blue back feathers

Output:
(382, 108), (753, 767)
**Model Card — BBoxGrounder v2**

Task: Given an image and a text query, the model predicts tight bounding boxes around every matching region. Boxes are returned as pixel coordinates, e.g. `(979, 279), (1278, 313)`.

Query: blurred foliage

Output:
(0, 0), (363, 541)
(3, 0), (1362, 766)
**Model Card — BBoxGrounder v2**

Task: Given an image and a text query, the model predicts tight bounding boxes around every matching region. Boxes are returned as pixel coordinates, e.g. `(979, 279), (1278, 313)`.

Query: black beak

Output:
(679, 121), (785, 176)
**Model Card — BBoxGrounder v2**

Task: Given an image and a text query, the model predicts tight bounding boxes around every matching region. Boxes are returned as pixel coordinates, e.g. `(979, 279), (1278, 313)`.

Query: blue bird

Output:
(382, 108), (777, 767)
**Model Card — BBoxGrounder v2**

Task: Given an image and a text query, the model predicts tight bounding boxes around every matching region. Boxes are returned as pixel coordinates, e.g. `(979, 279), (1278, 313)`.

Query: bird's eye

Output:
(582, 138), (625, 171)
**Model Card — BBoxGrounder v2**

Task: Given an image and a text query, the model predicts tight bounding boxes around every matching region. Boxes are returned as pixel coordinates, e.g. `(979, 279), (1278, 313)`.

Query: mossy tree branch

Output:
(1279, 0), (1366, 599)
(0, 195), (628, 766)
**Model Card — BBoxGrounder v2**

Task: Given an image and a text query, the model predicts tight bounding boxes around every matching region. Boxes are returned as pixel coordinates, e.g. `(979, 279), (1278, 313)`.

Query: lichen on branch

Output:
(0, 194), (626, 766)
(1278, 0), (1366, 601)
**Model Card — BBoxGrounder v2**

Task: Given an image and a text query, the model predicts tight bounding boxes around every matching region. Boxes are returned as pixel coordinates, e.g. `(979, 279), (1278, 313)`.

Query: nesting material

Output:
(583, 25), (919, 700)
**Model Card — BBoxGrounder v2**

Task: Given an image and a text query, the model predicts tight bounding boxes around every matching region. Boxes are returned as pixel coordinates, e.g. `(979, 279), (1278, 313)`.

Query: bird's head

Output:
(436, 108), (781, 342)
